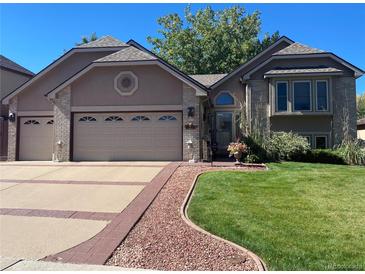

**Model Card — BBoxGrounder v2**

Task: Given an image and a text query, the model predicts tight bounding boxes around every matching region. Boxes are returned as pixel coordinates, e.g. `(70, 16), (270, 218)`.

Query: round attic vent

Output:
(114, 71), (138, 96)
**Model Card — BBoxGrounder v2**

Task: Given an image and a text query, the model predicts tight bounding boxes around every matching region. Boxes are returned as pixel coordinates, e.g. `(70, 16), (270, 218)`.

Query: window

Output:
(114, 71), (138, 96)
(158, 115), (177, 121)
(24, 120), (40, 125)
(46, 120), (54, 125)
(215, 92), (234, 105)
(315, 136), (327, 149)
(79, 116), (96, 122)
(105, 116), (123, 122)
(131, 115), (150, 121)
(316, 80), (329, 111)
(293, 81), (311, 111)
(276, 81), (288, 112)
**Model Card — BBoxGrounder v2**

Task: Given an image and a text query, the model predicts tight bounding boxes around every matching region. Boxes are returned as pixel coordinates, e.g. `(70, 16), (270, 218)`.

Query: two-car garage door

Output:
(73, 112), (182, 161)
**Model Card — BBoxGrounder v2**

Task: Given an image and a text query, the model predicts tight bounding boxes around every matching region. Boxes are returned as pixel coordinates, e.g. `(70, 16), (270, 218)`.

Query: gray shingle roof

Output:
(189, 74), (227, 87)
(0, 55), (34, 76)
(273, 42), (326, 55)
(265, 67), (342, 76)
(76, 35), (128, 48)
(94, 46), (157, 62)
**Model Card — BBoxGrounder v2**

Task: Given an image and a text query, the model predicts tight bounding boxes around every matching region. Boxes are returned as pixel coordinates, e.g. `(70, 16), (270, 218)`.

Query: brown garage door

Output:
(73, 112), (182, 161)
(19, 117), (54, 161)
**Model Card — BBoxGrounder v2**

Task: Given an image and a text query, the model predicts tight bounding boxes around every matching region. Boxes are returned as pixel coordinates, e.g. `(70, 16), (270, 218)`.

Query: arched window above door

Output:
(215, 91), (234, 106)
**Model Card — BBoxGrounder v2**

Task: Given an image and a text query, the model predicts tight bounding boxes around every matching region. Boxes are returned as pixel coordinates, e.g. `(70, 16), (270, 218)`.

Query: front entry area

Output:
(215, 111), (233, 155)
(73, 112), (182, 161)
(18, 117), (54, 161)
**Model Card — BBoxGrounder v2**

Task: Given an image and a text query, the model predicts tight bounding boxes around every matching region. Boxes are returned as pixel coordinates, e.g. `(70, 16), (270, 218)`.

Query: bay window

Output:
(293, 81), (311, 111)
(316, 80), (329, 111)
(276, 81), (288, 112)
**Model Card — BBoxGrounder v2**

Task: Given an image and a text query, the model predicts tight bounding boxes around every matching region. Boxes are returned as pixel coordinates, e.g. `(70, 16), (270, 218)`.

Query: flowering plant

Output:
(227, 142), (247, 157)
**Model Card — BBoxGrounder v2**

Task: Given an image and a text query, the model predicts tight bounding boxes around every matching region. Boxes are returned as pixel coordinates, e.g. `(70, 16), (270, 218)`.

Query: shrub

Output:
(241, 135), (270, 163)
(293, 149), (346, 165)
(337, 139), (365, 165)
(264, 132), (310, 161)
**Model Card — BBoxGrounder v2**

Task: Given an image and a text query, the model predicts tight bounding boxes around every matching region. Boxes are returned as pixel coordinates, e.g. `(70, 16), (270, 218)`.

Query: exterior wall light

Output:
(8, 112), (16, 122)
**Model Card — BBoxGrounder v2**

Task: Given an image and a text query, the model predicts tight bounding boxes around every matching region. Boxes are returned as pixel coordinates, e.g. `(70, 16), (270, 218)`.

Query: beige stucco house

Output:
(0, 55), (34, 160)
(1, 35), (363, 162)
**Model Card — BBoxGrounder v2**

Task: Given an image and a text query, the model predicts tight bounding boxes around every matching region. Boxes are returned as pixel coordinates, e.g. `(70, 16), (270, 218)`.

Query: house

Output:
(0, 55), (34, 160)
(358, 118), (365, 140)
(1, 35), (363, 162)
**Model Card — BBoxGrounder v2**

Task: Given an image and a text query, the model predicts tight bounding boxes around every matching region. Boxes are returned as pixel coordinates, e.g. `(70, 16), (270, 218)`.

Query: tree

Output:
(357, 92), (365, 120)
(76, 32), (98, 46)
(147, 5), (280, 75)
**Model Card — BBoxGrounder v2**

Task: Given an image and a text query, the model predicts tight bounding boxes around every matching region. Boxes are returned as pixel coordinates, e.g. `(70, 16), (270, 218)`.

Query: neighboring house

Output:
(0, 55), (34, 160)
(358, 118), (365, 140)
(1, 35), (363, 162)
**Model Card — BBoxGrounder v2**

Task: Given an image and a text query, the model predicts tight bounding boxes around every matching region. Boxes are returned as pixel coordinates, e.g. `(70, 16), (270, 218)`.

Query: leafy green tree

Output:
(76, 32), (98, 46)
(357, 93), (365, 120)
(148, 5), (280, 74)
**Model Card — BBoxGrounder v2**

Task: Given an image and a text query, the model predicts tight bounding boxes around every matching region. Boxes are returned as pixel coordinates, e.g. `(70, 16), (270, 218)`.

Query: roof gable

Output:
(210, 36), (294, 89)
(76, 35), (128, 48)
(94, 46), (157, 62)
(273, 42), (326, 55)
(0, 55), (34, 76)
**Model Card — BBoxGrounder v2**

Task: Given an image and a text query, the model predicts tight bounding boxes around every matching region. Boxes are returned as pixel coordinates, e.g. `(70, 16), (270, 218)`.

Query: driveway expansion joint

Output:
(41, 162), (180, 265)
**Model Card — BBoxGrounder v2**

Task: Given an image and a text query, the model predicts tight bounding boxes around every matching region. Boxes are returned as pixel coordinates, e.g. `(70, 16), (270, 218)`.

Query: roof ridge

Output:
(94, 44), (157, 62)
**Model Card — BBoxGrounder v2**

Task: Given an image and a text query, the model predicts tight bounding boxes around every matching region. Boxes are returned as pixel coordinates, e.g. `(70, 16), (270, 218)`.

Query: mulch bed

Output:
(106, 164), (264, 270)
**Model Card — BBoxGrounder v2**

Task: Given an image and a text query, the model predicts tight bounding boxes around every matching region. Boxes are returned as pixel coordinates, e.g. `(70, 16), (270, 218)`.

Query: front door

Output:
(215, 112), (233, 155)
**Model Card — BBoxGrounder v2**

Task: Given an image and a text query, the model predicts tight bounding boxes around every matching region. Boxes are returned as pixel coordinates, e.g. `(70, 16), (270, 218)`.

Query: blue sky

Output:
(1, 3), (364, 94)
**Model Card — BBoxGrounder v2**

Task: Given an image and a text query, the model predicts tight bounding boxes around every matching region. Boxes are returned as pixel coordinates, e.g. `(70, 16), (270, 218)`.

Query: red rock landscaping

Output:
(107, 164), (265, 271)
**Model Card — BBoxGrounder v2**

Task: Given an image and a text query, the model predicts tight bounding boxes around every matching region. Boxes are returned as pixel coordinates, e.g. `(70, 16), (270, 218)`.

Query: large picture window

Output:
(316, 80), (329, 111)
(293, 81), (311, 111)
(276, 81), (288, 112)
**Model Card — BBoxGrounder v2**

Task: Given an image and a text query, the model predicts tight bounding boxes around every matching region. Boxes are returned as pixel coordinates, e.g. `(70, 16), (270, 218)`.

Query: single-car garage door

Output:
(73, 112), (182, 161)
(19, 117), (54, 161)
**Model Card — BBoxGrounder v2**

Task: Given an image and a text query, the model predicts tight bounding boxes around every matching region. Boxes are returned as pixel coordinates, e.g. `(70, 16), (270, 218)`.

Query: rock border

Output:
(180, 171), (268, 271)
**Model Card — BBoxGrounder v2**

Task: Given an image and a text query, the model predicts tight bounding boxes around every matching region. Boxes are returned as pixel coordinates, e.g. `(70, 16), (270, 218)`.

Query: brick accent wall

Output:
(7, 97), (17, 161)
(182, 84), (201, 161)
(332, 76), (357, 145)
(53, 87), (71, 161)
(248, 80), (270, 138)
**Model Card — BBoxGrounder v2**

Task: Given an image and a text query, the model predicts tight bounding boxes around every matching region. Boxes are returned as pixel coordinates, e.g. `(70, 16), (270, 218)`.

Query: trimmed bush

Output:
(264, 132), (310, 161)
(242, 135), (270, 163)
(293, 149), (346, 165)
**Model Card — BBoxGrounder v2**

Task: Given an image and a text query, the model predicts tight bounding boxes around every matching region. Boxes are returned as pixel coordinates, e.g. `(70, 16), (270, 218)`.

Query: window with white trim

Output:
(105, 116), (123, 122)
(215, 92), (234, 105)
(302, 135), (312, 147)
(293, 81), (311, 111)
(24, 120), (40, 125)
(158, 115), (177, 121)
(131, 115), (150, 121)
(79, 116), (96, 122)
(276, 81), (288, 112)
(316, 80), (329, 111)
(315, 135), (327, 149)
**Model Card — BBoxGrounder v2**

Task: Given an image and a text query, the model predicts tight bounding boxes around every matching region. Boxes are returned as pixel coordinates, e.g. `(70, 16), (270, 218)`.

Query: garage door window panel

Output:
(79, 116), (97, 122)
(24, 120), (40, 125)
(159, 115), (177, 121)
(131, 115), (150, 121)
(105, 116), (123, 122)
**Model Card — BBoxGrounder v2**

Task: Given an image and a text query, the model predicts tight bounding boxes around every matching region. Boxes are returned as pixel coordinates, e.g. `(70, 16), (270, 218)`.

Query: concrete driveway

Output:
(0, 161), (170, 261)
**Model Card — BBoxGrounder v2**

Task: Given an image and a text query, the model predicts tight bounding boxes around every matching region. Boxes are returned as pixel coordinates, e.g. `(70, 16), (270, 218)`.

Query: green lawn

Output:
(187, 162), (365, 270)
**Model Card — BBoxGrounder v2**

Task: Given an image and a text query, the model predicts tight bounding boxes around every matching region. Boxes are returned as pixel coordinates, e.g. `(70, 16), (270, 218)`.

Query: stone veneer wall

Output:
(182, 84), (201, 161)
(53, 87), (71, 161)
(332, 76), (357, 145)
(7, 97), (17, 161)
(248, 80), (270, 138)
